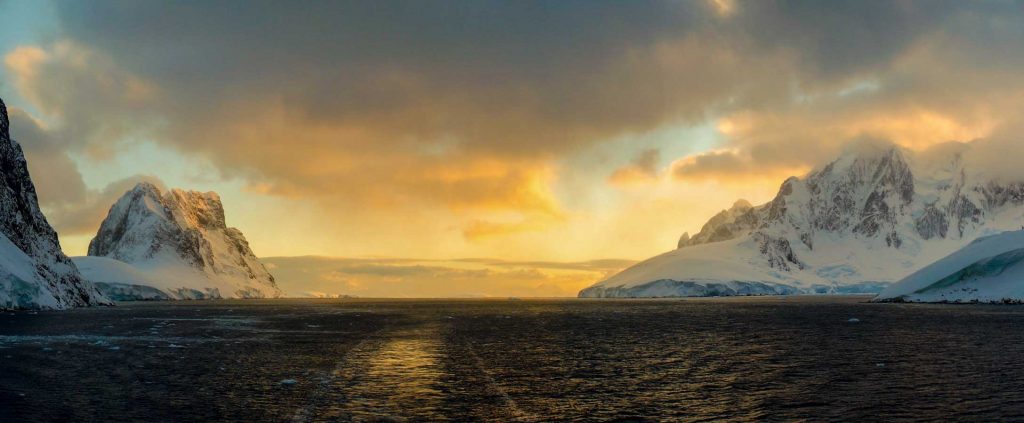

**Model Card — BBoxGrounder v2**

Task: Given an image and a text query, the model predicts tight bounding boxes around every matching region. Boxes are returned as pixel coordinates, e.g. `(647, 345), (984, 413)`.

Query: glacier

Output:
(581, 142), (1024, 298)
(875, 230), (1024, 303)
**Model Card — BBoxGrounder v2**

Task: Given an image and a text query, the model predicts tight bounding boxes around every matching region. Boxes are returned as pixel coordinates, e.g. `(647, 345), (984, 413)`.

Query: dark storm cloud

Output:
(43, 0), (967, 153)
(735, 1), (958, 77)
(8, 108), (87, 206)
(609, 148), (661, 184)
(49, 1), (717, 155)
(7, 106), (164, 236)
(10, 0), (1024, 225)
(672, 150), (748, 179)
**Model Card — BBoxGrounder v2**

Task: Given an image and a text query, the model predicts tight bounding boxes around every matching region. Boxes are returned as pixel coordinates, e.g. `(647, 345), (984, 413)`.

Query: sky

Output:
(2, 0), (1024, 297)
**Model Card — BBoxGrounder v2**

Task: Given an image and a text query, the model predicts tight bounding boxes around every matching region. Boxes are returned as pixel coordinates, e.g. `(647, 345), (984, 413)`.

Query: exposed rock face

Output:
(678, 146), (1018, 263)
(915, 206), (949, 240)
(676, 232), (690, 249)
(679, 199), (758, 247)
(83, 182), (282, 299)
(0, 97), (109, 309)
(752, 232), (804, 272)
(582, 143), (1024, 298)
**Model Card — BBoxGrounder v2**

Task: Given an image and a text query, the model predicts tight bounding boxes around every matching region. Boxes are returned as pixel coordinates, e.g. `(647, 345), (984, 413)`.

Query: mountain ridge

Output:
(581, 142), (1024, 298)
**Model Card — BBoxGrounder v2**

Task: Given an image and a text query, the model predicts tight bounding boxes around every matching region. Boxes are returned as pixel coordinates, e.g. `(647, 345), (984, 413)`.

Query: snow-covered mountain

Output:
(76, 182), (283, 300)
(581, 142), (1024, 298)
(0, 97), (109, 310)
(875, 230), (1024, 303)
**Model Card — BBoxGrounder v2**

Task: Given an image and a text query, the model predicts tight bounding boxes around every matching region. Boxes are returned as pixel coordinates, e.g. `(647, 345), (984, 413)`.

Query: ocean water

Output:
(1, 297), (1024, 422)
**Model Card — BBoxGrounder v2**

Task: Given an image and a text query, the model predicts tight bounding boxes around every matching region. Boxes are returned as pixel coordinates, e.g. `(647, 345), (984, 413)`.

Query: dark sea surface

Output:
(1, 297), (1024, 422)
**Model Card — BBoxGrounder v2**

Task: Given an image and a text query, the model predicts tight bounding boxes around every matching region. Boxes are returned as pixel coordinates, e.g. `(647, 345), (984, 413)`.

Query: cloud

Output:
(4, 41), (158, 158)
(609, 148), (661, 185)
(463, 217), (551, 241)
(956, 131), (1024, 184)
(689, 2), (1024, 175)
(6, 1), (1024, 257)
(43, 175), (165, 236)
(261, 256), (635, 298)
(3, 42), (168, 237)
(672, 150), (747, 180)
(17, 1), (958, 202)
(7, 105), (164, 237)
(7, 107), (87, 206)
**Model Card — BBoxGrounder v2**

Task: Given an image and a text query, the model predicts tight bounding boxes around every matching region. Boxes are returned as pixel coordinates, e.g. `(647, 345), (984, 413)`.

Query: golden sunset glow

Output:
(2, 0), (1023, 297)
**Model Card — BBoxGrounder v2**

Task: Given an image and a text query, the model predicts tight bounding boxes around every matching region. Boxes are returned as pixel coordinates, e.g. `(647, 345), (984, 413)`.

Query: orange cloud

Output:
(262, 256), (636, 298)
(608, 148), (661, 186)
(462, 213), (565, 241)
(11, 2), (1024, 266)
(3, 46), (48, 88)
(4, 41), (159, 160)
(708, 0), (737, 18)
(670, 148), (809, 183)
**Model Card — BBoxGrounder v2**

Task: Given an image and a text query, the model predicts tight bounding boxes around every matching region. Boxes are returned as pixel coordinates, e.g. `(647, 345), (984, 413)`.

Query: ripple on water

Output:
(2, 298), (1024, 421)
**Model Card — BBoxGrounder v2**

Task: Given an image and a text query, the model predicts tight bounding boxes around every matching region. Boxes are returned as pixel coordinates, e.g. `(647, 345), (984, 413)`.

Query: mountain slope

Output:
(0, 97), (109, 309)
(581, 142), (1024, 298)
(80, 182), (283, 300)
(875, 230), (1024, 303)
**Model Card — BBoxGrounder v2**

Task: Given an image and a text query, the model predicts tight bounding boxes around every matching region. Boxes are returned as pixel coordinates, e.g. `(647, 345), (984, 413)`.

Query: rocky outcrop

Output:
(82, 182), (282, 299)
(752, 232), (804, 272)
(676, 232), (690, 249)
(679, 199), (759, 247)
(0, 97), (109, 309)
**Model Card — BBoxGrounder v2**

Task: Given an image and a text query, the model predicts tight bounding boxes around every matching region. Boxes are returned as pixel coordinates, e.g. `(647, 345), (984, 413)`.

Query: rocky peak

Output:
(679, 197), (764, 248)
(676, 143), (1014, 259)
(88, 182), (281, 298)
(0, 97), (8, 137)
(90, 183), (235, 255)
(797, 146), (914, 244)
(676, 232), (690, 249)
(130, 181), (161, 196)
(166, 188), (226, 230)
(587, 140), (1024, 298)
(0, 100), (53, 256)
(0, 97), (107, 309)
(731, 199), (753, 210)
(89, 182), (163, 259)
(91, 183), (231, 262)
